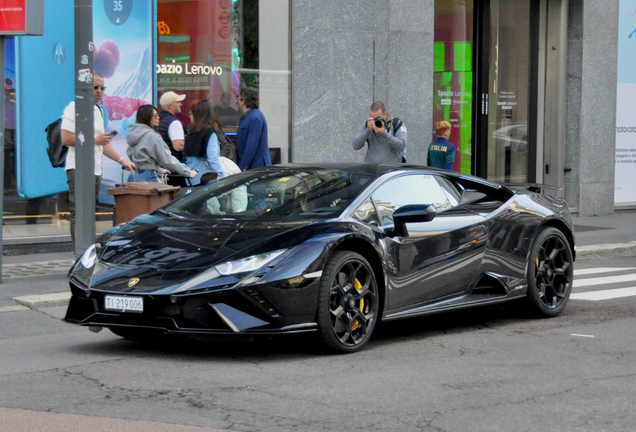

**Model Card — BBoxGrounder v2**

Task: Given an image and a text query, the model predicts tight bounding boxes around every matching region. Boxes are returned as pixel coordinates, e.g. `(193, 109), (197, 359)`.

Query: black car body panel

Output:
(65, 163), (575, 342)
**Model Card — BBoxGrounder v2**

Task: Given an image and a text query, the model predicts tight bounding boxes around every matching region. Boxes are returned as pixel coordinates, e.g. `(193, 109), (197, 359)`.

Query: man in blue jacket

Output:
(237, 87), (271, 171)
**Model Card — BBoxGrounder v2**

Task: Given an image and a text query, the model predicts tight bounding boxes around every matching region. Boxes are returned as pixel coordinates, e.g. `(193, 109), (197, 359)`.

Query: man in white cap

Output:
(158, 91), (187, 186)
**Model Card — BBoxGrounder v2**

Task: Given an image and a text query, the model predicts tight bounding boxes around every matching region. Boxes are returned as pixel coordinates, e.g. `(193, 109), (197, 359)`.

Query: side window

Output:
(352, 199), (379, 226)
(371, 175), (451, 225)
(435, 176), (462, 207)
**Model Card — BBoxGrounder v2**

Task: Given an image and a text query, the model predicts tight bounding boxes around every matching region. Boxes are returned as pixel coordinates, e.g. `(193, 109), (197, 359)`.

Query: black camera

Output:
(373, 117), (385, 128)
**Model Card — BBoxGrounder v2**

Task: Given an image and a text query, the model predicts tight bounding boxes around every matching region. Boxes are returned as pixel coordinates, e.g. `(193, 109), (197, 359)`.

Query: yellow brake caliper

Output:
(351, 278), (364, 331)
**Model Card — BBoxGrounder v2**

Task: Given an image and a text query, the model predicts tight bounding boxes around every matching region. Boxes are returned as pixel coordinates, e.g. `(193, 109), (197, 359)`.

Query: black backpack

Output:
(214, 124), (238, 163)
(388, 117), (403, 134)
(45, 118), (68, 168)
(45, 105), (106, 168)
(387, 117), (406, 163)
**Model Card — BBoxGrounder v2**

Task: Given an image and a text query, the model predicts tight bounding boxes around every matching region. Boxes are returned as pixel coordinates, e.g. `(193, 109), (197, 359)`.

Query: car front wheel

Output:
(526, 227), (573, 317)
(316, 251), (379, 353)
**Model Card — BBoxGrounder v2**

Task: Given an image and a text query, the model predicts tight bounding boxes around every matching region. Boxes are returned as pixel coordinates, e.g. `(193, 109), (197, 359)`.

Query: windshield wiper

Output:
(156, 208), (183, 219)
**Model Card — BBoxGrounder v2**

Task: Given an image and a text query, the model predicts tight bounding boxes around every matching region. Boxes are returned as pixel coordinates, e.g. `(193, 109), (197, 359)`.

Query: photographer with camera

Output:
(352, 101), (407, 164)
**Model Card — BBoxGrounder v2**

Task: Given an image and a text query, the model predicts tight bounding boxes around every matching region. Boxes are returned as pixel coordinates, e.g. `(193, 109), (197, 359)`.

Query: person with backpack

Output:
(184, 100), (231, 185)
(352, 101), (407, 164)
(60, 72), (135, 244)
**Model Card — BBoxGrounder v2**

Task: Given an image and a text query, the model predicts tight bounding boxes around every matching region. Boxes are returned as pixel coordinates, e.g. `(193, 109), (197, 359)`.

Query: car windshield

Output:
(162, 169), (376, 220)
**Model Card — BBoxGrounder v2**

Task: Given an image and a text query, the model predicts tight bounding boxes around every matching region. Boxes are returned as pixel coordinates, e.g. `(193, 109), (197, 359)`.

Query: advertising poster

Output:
(17, 0), (74, 199)
(93, 0), (153, 203)
(615, 0), (636, 204)
(0, 0), (25, 33)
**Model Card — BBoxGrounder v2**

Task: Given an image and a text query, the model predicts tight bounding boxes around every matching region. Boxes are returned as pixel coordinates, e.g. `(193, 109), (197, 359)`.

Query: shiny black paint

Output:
(66, 219), (381, 333)
(384, 206), (489, 310)
(65, 163), (575, 337)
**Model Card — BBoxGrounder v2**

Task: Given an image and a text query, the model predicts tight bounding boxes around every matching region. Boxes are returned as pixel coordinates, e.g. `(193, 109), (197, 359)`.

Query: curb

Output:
(576, 241), (636, 260)
(13, 292), (71, 309)
(0, 305), (30, 313)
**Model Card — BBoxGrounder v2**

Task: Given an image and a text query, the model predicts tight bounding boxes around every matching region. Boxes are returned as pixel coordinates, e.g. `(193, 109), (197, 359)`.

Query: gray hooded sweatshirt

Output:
(126, 123), (191, 176)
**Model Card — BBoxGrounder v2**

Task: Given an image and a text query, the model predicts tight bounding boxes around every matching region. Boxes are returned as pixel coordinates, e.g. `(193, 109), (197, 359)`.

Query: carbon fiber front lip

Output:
(64, 313), (318, 335)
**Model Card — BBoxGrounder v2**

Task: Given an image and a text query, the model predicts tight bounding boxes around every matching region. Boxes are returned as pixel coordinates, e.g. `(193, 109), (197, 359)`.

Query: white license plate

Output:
(104, 295), (144, 313)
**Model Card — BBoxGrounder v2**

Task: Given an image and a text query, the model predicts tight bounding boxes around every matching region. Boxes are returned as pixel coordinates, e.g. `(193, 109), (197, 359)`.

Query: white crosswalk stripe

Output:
(571, 287), (636, 301)
(573, 267), (634, 276)
(571, 267), (636, 301)
(574, 273), (636, 288)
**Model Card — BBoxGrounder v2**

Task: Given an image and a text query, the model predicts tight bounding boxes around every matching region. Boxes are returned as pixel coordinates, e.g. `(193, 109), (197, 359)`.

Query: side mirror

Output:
(389, 204), (437, 237)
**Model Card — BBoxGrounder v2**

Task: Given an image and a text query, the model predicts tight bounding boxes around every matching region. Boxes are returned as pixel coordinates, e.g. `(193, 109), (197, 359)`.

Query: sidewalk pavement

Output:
(1, 212), (635, 309)
(0, 252), (75, 311)
(570, 212), (636, 259)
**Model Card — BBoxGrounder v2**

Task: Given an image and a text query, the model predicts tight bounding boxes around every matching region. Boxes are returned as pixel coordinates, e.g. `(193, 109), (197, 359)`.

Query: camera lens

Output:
(374, 118), (383, 128)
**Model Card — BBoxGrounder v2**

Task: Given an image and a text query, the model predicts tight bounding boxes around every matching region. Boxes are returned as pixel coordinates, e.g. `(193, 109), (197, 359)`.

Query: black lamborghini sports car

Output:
(65, 163), (575, 353)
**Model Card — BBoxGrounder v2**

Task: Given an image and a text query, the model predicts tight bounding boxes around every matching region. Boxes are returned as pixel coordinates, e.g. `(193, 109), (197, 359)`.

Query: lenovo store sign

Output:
(0, 0), (43, 35)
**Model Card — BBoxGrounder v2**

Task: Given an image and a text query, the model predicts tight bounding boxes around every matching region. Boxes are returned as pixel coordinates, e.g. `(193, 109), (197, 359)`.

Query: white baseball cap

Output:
(159, 91), (185, 107)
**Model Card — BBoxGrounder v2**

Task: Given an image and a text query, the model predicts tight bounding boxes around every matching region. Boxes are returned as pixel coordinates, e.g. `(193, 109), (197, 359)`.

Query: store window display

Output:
(157, 0), (290, 165)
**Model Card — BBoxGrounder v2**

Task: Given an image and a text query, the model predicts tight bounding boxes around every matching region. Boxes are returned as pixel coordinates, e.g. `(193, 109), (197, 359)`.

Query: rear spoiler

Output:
(504, 183), (563, 194)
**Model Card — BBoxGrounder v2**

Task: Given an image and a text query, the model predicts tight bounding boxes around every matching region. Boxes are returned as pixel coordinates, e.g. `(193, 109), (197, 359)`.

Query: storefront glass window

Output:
(3, 38), (64, 237)
(433, 0), (474, 174)
(2, 1), (291, 245)
(157, 0), (291, 164)
(4, 37), (16, 198)
(486, 0), (531, 184)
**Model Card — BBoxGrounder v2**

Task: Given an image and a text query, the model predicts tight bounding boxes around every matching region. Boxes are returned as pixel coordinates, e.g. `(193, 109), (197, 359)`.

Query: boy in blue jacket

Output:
(427, 121), (456, 170)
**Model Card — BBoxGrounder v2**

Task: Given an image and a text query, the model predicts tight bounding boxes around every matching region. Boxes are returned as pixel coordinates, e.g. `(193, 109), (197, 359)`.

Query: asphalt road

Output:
(1, 256), (635, 432)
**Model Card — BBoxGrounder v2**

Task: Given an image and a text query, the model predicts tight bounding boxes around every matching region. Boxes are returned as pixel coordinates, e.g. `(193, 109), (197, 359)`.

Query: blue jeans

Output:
(128, 170), (158, 182)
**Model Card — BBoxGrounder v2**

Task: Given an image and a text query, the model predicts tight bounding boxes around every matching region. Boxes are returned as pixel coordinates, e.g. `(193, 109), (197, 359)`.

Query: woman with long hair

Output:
(126, 104), (197, 182)
(184, 100), (226, 185)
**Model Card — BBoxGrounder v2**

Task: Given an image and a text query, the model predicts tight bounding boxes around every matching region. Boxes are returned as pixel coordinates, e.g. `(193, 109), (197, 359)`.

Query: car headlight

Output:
(79, 244), (97, 269)
(215, 250), (286, 276)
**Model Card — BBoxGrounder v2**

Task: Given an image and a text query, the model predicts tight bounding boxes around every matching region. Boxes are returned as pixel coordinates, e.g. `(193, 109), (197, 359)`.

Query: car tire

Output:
(316, 251), (379, 354)
(525, 227), (573, 317)
(109, 327), (163, 341)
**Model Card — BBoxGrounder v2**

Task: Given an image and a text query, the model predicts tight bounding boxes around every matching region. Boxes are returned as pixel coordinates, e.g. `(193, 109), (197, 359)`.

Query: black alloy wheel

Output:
(316, 251), (379, 353)
(526, 227), (573, 316)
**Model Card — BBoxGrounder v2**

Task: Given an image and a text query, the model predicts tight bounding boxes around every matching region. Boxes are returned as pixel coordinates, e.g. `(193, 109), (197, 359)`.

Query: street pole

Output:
(74, 0), (96, 256)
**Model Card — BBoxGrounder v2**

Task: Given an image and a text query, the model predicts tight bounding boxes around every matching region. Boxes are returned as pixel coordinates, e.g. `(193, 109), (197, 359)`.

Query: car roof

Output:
(257, 162), (523, 193)
(262, 162), (456, 177)
(258, 163), (516, 195)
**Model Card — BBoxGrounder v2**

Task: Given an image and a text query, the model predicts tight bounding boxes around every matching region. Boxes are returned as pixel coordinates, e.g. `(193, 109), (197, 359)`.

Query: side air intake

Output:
(471, 273), (509, 296)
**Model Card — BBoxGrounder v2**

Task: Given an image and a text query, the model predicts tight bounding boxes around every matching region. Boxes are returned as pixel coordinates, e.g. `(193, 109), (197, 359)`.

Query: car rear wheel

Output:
(526, 227), (573, 317)
(109, 327), (163, 341)
(316, 251), (379, 353)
